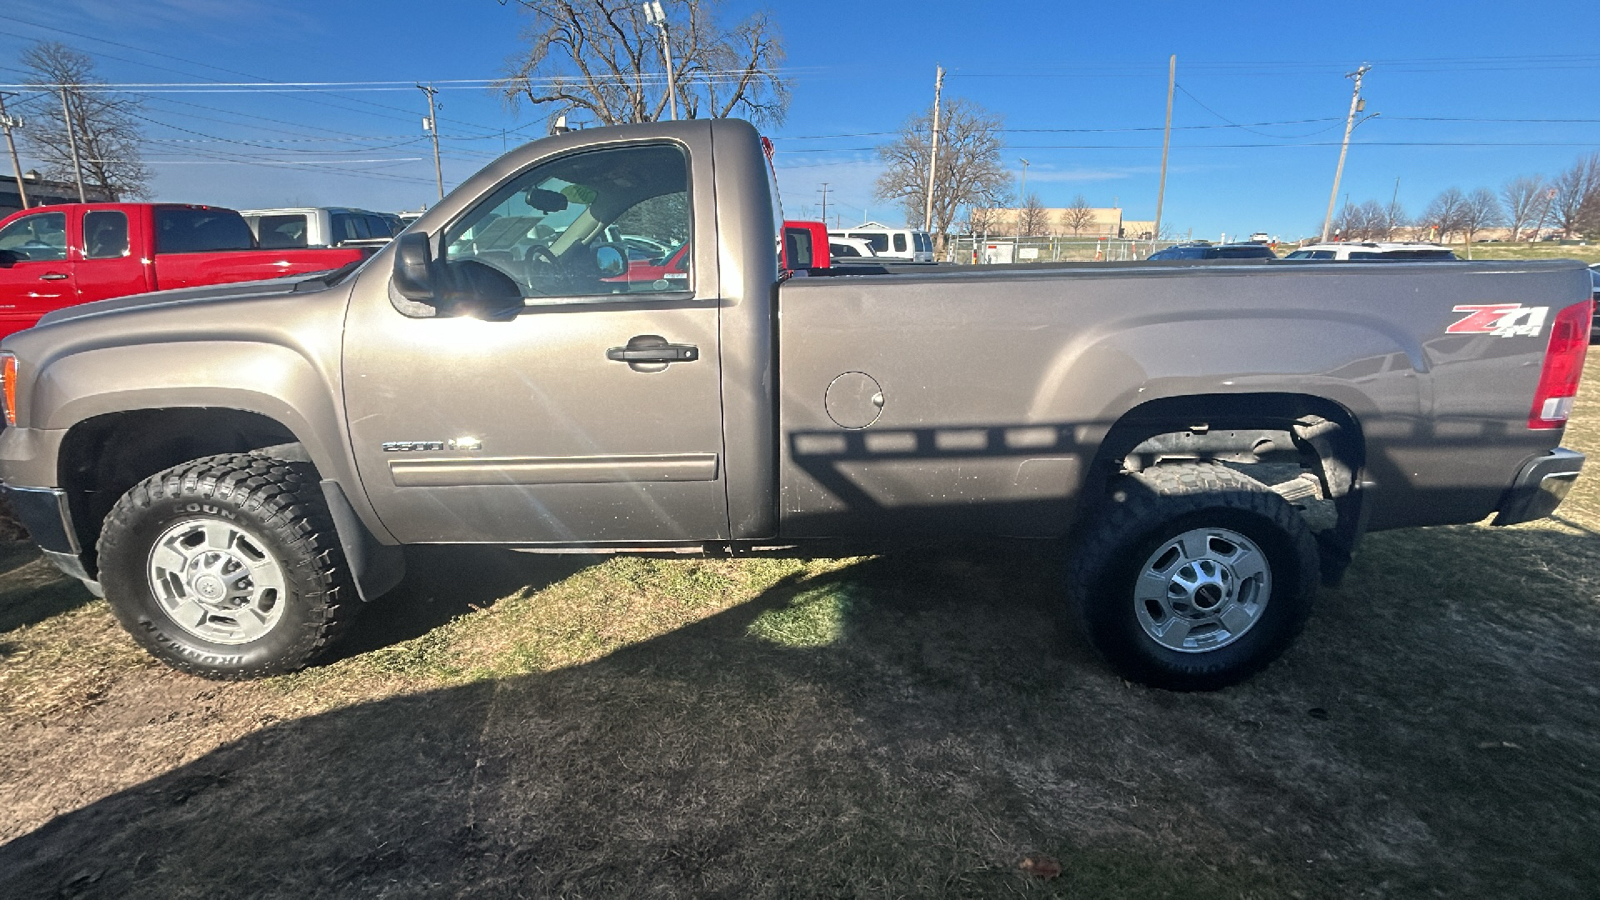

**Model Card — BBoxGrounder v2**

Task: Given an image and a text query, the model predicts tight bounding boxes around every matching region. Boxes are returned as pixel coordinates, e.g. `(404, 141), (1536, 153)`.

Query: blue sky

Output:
(1, 0), (1597, 240)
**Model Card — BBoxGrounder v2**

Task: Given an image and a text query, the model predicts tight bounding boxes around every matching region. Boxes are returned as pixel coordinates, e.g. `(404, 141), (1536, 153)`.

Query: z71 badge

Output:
(1446, 303), (1549, 338)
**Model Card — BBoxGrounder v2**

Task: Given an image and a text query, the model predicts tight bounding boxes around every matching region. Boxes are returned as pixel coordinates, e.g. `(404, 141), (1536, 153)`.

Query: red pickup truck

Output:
(0, 203), (367, 338)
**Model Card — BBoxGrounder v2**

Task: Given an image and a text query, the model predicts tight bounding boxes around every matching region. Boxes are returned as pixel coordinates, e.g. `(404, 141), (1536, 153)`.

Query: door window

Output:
(443, 143), (692, 301)
(83, 211), (130, 259)
(0, 212), (68, 261)
(893, 233), (907, 253)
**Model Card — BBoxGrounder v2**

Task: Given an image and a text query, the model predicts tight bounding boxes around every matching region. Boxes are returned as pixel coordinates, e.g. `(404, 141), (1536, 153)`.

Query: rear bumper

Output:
(1, 484), (101, 595)
(1491, 448), (1585, 526)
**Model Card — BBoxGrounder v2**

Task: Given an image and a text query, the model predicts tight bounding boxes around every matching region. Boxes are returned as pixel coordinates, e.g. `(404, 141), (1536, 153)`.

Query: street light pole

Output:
(1016, 157), (1029, 243)
(643, 1), (676, 121)
(922, 65), (944, 233)
(1322, 63), (1371, 243)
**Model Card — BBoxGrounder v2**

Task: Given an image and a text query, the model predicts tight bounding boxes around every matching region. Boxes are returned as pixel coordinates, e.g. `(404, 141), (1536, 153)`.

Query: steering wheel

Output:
(522, 243), (567, 294)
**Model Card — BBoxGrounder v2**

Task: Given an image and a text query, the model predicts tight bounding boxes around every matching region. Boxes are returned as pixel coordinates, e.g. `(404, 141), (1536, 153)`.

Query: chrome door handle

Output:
(39, 272), (69, 281)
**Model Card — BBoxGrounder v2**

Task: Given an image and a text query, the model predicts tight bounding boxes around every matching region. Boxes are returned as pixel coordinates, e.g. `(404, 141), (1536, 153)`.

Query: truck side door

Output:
(73, 208), (150, 304)
(0, 209), (74, 338)
(343, 140), (730, 545)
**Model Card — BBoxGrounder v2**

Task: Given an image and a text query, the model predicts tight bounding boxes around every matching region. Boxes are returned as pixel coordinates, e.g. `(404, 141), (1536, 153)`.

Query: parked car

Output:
(240, 207), (400, 250)
(1284, 242), (1458, 261)
(828, 223), (935, 263)
(0, 118), (1590, 694)
(1147, 242), (1278, 261)
(0, 203), (368, 338)
(1590, 264), (1599, 343)
(828, 236), (879, 261)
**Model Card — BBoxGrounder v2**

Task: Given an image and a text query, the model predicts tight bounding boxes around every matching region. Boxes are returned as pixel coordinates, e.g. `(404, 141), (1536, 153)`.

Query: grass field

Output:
(3, 355), (1600, 897)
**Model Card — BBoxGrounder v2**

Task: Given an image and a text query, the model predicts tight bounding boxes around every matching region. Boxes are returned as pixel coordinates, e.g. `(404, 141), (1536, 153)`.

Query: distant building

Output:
(975, 206), (1154, 239)
(0, 173), (114, 215)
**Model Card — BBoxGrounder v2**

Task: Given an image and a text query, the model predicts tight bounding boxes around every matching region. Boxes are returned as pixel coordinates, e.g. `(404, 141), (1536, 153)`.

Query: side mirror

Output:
(392, 232), (435, 301)
(593, 243), (628, 279)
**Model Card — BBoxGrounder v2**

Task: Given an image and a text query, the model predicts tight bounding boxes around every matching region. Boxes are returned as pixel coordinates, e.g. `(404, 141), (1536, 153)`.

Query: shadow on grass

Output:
(3, 528), (1599, 899)
(330, 546), (596, 660)
(0, 542), (96, 634)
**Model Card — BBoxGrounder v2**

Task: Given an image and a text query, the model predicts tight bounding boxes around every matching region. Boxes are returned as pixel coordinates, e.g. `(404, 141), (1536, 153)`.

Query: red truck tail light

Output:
(1, 354), (15, 427)
(1528, 300), (1592, 429)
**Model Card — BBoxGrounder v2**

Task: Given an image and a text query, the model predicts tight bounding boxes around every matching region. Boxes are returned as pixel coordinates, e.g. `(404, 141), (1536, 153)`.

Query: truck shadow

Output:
(4, 519), (1600, 898)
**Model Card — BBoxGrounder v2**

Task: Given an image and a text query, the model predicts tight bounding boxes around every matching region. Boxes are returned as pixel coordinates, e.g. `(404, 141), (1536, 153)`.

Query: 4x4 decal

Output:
(1447, 303), (1549, 338)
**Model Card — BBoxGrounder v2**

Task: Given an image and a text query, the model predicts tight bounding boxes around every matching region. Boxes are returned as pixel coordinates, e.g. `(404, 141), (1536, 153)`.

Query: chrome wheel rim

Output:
(146, 518), (288, 645)
(1134, 526), (1270, 653)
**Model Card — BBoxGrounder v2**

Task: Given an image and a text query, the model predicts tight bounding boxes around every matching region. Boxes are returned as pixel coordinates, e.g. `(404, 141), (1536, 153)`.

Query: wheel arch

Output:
(56, 406), (401, 599)
(1083, 391), (1369, 584)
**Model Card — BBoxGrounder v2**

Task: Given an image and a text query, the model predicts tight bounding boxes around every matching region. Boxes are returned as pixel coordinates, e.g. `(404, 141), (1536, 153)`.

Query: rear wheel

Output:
(97, 453), (356, 679)
(1069, 462), (1319, 690)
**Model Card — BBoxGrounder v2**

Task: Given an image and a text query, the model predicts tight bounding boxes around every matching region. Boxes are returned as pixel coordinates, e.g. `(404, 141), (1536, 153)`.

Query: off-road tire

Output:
(1068, 462), (1319, 691)
(97, 453), (356, 679)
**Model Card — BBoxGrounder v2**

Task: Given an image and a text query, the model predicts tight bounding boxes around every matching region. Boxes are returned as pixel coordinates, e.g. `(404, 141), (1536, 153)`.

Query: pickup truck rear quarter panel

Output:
(777, 261), (1587, 537)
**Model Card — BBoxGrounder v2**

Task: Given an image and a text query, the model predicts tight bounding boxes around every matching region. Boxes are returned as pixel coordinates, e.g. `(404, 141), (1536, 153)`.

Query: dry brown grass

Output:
(4, 358), (1600, 897)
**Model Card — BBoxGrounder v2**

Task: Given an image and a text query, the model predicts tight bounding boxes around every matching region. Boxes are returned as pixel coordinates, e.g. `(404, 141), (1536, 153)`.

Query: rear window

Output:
(1347, 250), (1457, 260)
(155, 207), (255, 254)
(848, 232), (890, 253)
(915, 232), (932, 253)
(1215, 245), (1276, 259)
(257, 214), (309, 249)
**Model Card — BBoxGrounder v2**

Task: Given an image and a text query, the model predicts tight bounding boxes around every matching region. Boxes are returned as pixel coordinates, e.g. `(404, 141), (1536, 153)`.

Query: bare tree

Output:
(1381, 199), (1409, 240)
(1551, 152), (1600, 238)
(1019, 193), (1048, 236)
(963, 204), (1001, 235)
(1459, 188), (1503, 243)
(1422, 188), (1470, 242)
(1063, 194), (1095, 236)
(1500, 175), (1545, 242)
(496, 0), (790, 129)
(19, 41), (150, 200)
(875, 98), (1009, 255)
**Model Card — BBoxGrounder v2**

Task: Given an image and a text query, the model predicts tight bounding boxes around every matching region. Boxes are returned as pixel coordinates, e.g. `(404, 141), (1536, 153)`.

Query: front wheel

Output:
(1068, 462), (1320, 691)
(97, 453), (357, 679)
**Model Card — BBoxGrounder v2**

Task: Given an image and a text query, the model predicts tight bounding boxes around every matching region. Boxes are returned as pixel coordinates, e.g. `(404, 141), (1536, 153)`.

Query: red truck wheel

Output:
(96, 453), (358, 679)
(1069, 461), (1320, 691)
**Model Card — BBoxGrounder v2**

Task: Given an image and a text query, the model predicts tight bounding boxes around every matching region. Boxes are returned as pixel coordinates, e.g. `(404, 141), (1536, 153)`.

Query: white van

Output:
(240, 207), (401, 250)
(827, 221), (935, 263)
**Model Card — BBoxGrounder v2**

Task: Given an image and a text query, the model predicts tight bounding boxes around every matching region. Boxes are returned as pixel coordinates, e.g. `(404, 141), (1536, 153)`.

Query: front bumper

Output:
(1, 484), (101, 595)
(1492, 447), (1585, 526)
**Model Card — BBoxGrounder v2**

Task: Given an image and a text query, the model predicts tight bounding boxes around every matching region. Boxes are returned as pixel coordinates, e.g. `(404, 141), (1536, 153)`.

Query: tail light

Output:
(1528, 300), (1592, 429)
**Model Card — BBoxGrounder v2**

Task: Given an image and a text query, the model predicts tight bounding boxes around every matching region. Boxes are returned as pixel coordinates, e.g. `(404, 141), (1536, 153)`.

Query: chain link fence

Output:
(942, 235), (1181, 264)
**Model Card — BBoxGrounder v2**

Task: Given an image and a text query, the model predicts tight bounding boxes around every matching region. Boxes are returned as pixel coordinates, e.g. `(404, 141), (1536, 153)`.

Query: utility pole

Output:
(818, 182), (830, 225)
(922, 65), (944, 233)
(1322, 63), (1371, 243)
(1153, 54), (1175, 244)
(418, 83), (444, 201)
(58, 85), (86, 203)
(642, 1), (677, 121)
(0, 92), (27, 208)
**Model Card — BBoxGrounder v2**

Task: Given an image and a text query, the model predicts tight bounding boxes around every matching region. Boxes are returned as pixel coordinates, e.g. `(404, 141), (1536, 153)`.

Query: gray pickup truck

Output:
(0, 119), (1592, 690)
